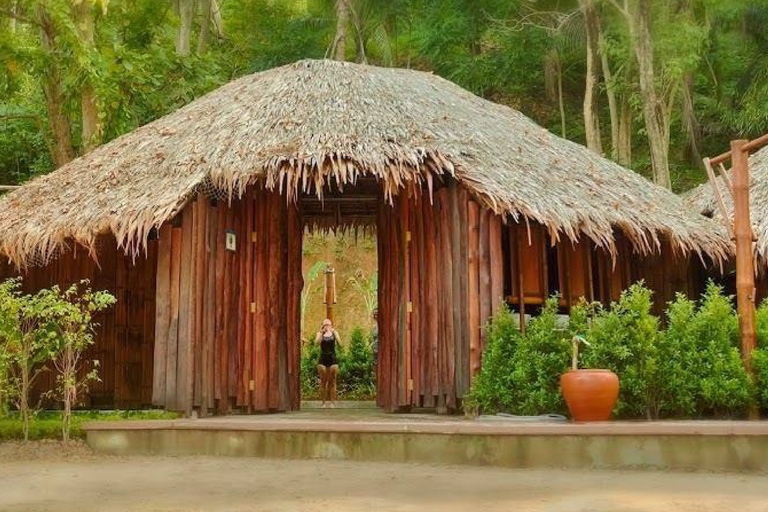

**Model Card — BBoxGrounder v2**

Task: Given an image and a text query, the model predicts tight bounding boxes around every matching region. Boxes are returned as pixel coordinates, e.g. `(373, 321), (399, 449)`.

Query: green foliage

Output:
(466, 297), (586, 416)
(0, 410), (179, 441)
(468, 281), (759, 419)
(338, 327), (376, 400)
(582, 283), (660, 418)
(463, 304), (522, 414)
(753, 300), (768, 411)
(0, 277), (115, 441)
(657, 284), (751, 417)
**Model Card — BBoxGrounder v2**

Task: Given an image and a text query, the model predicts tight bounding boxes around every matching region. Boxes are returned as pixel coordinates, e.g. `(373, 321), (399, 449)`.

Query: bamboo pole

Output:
(731, 141), (757, 381)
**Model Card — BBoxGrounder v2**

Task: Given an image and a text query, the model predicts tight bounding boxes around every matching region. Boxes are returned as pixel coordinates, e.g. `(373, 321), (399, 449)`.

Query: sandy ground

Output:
(1, 443), (767, 512)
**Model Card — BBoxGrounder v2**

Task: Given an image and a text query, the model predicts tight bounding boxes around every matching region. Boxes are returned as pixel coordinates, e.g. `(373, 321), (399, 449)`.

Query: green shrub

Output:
(582, 283), (659, 418)
(466, 296), (585, 415)
(508, 296), (572, 415)
(463, 304), (522, 414)
(657, 284), (751, 417)
(752, 300), (768, 411)
(339, 327), (375, 400)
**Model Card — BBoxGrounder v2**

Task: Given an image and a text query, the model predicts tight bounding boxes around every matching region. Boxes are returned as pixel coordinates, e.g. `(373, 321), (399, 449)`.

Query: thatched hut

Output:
(0, 59), (729, 414)
(685, 146), (768, 297)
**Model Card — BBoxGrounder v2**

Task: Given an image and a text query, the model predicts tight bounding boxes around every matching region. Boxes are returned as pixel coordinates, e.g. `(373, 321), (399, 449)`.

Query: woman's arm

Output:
(333, 330), (341, 345)
(314, 332), (322, 345)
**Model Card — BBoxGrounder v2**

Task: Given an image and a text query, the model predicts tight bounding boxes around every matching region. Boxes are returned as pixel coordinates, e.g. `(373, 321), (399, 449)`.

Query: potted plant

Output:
(560, 335), (619, 422)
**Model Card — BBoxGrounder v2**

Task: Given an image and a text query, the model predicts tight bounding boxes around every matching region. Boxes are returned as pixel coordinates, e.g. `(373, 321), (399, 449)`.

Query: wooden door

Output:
(376, 181), (504, 413)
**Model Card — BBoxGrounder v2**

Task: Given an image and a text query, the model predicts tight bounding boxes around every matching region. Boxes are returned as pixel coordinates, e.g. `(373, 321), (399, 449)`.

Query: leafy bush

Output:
(753, 300), (768, 412)
(656, 284), (751, 417)
(339, 327), (376, 400)
(466, 297), (588, 416)
(582, 283), (660, 418)
(463, 305), (522, 414)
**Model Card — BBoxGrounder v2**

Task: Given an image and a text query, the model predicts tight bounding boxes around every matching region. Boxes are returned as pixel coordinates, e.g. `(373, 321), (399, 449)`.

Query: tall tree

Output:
(73, 0), (102, 152)
(176, 0), (195, 56)
(608, 0), (672, 188)
(580, 0), (603, 155)
(332, 0), (351, 60)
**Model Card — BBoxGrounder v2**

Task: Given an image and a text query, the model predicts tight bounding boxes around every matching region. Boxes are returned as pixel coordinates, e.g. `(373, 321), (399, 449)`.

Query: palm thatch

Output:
(685, 146), (768, 265)
(0, 59), (729, 267)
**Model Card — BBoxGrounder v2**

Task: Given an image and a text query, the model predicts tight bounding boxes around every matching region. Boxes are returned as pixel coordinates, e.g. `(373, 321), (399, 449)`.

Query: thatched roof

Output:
(0, 59), (729, 266)
(685, 146), (768, 265)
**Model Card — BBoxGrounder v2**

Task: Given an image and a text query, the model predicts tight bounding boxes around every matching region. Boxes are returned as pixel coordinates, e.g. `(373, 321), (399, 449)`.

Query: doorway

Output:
(299, 178), (380, 406)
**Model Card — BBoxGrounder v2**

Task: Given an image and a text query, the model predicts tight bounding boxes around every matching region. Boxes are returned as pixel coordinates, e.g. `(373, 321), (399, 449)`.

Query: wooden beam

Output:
(732, 141), (757, 381)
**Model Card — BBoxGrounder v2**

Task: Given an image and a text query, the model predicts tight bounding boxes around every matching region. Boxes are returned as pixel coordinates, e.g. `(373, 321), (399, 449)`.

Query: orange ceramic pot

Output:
(560, 369), (619, 422)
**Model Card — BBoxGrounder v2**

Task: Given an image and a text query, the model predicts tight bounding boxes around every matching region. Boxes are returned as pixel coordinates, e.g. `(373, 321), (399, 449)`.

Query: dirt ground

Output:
(1, 443), (767, 512)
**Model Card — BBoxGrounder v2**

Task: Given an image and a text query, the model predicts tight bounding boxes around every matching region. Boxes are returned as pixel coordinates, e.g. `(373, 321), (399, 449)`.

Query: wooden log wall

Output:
(152, 188), (302, 414)
(377, 181), (504, 412)
(0, 237), (157, 409)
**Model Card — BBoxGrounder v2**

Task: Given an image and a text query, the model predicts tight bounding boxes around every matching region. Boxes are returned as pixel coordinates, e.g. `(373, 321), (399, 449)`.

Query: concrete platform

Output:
(83, 409), (768, 473)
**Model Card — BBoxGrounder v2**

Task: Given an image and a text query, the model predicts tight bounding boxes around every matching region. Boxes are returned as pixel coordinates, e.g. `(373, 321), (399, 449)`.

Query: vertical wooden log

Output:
(489, 214), (504, 315)
(165, 225), (182, 410)
(277, 198), (290, 411)
(203, 202), (218, 412)
(176, 207), (195, 413)
(267, 192), (282, 410)
(410, 194), (422, 406)
(286, 201), (303, 410)
(242, 190), (255, 408)
(152, 224), (171, 406)
(438, 189), (455, 408)
(478, 210), (491, 349)
(515, 224), (526, 333)
(423, 194), (439, 408)
(732, 141), (758, 386)
(400, 193), (410, 407)
(392, 195), (404, 409)
(193, 198), (207, 409)
(376, 199), (389, 409)
(449, 184), (463, 399)
(214, 202), (227, 406)
(458, 187), (470, 398)
(467, 200), (481, 382)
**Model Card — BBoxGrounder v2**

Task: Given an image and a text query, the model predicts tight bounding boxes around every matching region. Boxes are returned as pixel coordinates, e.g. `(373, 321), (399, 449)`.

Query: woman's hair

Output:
(322, 318), (332, 327)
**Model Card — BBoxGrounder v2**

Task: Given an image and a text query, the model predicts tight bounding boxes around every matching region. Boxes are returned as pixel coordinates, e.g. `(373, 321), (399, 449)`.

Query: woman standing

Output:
(315, 319), (340, 408)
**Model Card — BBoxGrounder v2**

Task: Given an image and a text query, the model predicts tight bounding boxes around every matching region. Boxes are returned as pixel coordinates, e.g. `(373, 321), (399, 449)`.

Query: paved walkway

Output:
(1, 455), (767, 512)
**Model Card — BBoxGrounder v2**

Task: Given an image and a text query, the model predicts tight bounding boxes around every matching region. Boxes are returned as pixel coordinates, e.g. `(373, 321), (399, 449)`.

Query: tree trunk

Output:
(617, 95), (633, 166)
(20, 345), (29, 442)
(545, 49), (566, 138)
(580, 0), (603, 155)
(38, 8), (76, 167)
(197, 0), (212, 55)
(630, 0), (671, 188)
(176, 0), (195, 57)
(74, 1), (102, 153)
(680, 72), (702, 168)
(601, 33), (620, 162)
(332, 0), (350, 61)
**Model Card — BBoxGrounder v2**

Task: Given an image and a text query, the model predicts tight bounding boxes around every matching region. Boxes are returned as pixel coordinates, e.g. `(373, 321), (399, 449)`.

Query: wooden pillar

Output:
(732, 140), (757, 377)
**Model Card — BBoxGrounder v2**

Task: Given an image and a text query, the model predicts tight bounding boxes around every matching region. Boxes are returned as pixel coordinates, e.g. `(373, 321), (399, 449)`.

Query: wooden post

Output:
(732, 140), (758, 380)
(323, 266), (336, 323)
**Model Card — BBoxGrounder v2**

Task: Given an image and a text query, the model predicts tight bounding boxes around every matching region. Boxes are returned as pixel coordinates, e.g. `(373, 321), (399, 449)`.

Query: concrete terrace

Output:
(83, 406), (768, 473)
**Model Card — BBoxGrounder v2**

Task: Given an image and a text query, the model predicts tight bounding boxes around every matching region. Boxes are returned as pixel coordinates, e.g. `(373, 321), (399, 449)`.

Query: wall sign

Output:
(225, 230), (237, 251)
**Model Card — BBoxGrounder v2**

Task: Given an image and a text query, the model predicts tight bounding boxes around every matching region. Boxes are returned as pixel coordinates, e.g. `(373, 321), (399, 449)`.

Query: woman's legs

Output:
(317, 364), (328, 405)
(328, 364), (339, 406)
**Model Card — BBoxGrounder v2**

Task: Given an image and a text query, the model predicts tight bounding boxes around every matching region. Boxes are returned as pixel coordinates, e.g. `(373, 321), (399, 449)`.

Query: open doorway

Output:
(299, 179), (380, 407)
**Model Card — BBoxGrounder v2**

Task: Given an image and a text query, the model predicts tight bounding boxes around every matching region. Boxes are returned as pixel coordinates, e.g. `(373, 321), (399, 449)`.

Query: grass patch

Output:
(0, 410), (180, 441)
